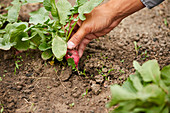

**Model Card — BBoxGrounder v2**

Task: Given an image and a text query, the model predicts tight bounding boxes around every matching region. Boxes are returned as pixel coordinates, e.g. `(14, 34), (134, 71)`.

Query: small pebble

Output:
(91, 84), (101, 95)
(26, 73), (32, 77)
(95, 75), (104, 84)
(153, 38), (158, 42)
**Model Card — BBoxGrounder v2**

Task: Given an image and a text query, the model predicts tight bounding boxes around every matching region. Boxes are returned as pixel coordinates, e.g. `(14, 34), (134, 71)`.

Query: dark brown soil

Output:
(0, 0), (169, 113)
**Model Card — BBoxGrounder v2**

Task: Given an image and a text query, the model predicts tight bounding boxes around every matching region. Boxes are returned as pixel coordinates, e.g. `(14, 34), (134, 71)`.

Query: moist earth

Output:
(0, 0), (170, 113)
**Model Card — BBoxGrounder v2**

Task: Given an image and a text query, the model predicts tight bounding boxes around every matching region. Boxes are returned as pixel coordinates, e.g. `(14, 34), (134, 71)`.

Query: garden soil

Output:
(0, 0), (169, 113)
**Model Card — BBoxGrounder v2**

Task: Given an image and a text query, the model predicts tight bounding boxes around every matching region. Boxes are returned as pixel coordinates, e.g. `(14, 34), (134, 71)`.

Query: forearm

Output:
(105, 0), (145, 20)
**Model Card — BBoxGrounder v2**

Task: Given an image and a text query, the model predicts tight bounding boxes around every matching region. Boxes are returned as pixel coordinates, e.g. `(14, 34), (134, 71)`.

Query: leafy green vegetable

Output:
(52, 35), (67, 61)
(7, 0), (21, 23)
(0, 36), (16, 50)
(107, 60), (170, 113)
(67, 58), (76, 70)
(0, 0), (103, 62)
(161, 65), (170, 86)
(76, 0), (88, 6)
(0, 15), (7, 28)
(29, 7), (50, 25)
(133, 60), (160, 84)
(14, 32), (30, 50)
(38, 42), (51, 51)
(78, 0), (103, 20)
(43, 0), (52, 11)
(41, 49), (53, 60)
(56, 0), (72, 25)
(23, 0), (43, 3)
(43, 0), (59, 19)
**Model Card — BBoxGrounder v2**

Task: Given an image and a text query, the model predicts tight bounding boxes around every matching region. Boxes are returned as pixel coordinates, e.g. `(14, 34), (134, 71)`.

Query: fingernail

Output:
(67, 41), (75, 49)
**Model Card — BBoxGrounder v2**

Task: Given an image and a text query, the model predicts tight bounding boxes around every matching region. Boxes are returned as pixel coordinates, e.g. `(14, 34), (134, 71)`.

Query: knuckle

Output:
(71, 34), (81, 44)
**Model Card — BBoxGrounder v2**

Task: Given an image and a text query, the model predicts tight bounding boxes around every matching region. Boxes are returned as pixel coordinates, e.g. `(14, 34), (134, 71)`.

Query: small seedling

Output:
(164, 18), (168, 26)
(17, 55), (23, 61)
(96, 68), (102, 75)
(47, 86), (51, 89)
(82, 88), (88, 97)
(119, 69), (125, 74)
(0, 104), (4, 113)
(134, 41), (141, 55)
(119, 77), (123, 80)
(90, 54), (93, 58)
(79, 69), (88, 78)
(69, 103), (75, 107)
(28, 103), (36, 112)
(14, 60), (22, 74)
(44, 62), (47, 66)
(102, 74), (107, 77)
(103, 56), (108, 59)
(108, 68), (115, 74)
(120, 59), (124, 63)
(105, 76), (108, 81)
(4, 70), (7, 73)
(87, 55), (90, 60)
(141, 50), (149, 60)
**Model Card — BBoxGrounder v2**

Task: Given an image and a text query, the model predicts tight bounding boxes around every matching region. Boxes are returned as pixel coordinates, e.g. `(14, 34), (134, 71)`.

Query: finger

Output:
(94, 26), (114, 37)
(77, 19), (82, 26)
(78, 34), (97, 57)
(67, 27), (87, 49)
(78, 38), (91, 58)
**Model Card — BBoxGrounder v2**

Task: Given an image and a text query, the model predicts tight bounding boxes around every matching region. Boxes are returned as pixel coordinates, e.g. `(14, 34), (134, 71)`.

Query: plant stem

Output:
(66, 21), (78, 42)
(66, 21), (71, 38)
(134, 41), (138, 55)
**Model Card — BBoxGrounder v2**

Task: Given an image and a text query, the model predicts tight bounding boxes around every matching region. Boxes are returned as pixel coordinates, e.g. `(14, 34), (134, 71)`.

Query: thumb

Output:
(67, 27), (87, 49)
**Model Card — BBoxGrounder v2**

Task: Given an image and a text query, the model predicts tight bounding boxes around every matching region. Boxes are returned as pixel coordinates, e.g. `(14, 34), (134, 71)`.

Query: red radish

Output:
(65, 49), (79, 68)
(15, 50), (23, 55)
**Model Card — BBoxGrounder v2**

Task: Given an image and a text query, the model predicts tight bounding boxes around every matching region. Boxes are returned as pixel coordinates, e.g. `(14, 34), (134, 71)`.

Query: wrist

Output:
(106, 0), (145, 20)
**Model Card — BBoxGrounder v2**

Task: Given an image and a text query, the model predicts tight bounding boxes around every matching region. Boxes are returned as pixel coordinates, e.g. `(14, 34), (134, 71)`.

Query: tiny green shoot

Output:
(119, 69), (125, 74)
(164, 18), (168, 26)
(120, 59), (124, 63)
(82, 88), (88, 97)
(0, 104), (4, 113)
(4, 70), (7, 73)
(141, 50), (149, 60)
(108, 68), (114, 74)
(134, 41), (141, 55)
(69, 103), (75, 107)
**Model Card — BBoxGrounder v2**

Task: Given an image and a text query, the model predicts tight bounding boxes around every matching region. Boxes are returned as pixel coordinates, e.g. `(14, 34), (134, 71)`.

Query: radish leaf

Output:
(78, 0), (103, 20)
(7, 0), (21, 23)
(29, 7), (50, 25)
(52, 35), (67, 61)
(14, 32), (30, 50)
(42, 49), (53, 60)
(56, 0), (72, 25)
(133, 60), (160, 84)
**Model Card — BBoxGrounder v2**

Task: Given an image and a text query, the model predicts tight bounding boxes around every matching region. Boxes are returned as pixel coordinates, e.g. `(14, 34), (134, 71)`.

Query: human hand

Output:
(67, 0), (145, 58)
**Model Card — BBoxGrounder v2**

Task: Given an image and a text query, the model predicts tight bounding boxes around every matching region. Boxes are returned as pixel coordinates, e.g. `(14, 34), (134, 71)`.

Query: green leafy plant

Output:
(141, 50), (149, 60)
(0, 103), (4, 113)
(0, 0), (103, 66)
(106, 60), (170, 113)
